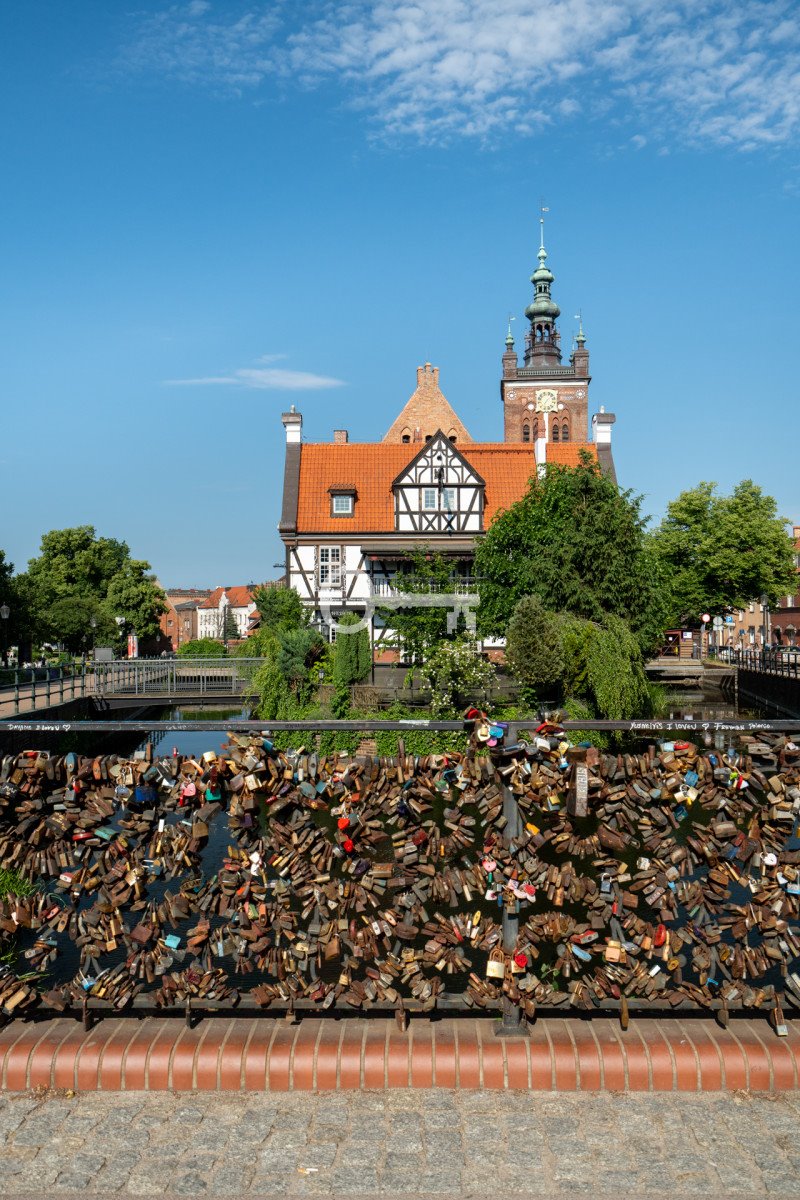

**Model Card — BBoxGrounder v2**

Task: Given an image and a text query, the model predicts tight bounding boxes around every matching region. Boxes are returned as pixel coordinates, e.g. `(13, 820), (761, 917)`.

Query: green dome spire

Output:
(523, 210), (562, 367)
(525, 216), (560, 323)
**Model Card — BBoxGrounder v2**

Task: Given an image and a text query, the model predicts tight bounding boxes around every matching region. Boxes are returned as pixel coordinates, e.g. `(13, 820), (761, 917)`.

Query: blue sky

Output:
(1, 0), (798, 588)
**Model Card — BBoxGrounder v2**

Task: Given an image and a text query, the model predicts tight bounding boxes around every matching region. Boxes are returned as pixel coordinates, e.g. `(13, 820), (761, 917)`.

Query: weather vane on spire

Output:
(539, 199), (549, 249)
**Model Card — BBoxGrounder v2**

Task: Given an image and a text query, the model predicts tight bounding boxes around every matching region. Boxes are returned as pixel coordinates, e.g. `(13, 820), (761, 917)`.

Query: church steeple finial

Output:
(574, 310), (586, 346)
(524, 204), (561, 366)
(505, 314), (515, 347)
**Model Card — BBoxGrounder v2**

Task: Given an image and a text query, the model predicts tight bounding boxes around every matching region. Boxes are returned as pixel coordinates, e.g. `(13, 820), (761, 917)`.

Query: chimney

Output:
(591, 407), (616, 446)
(281, 405), (302, 444)
(416, 362), (439, 388)
(333, 429), (349, 444)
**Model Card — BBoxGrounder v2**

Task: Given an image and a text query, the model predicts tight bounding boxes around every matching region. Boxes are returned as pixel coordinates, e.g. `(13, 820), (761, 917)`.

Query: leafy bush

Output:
(418, 636), (495, 717)
(177, 638), (227, 658)
(506, 595), (564, 705)
(331, 612), (371, 687)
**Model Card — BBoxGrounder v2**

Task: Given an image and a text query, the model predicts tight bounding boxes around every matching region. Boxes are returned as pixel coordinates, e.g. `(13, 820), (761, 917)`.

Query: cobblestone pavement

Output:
(0, 1090), (799, 1198)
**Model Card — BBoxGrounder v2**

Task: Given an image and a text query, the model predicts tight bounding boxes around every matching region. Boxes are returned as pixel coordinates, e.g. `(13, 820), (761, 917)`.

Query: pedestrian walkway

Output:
(0, 1016), (797, 1093)
(0, 1087), (799, 1195)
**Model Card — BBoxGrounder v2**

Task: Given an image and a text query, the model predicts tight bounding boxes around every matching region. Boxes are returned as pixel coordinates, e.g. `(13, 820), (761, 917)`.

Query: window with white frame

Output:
(423, 487), (455, 511)
(319, 547), (341, 587)
(332, 494), (353, 515)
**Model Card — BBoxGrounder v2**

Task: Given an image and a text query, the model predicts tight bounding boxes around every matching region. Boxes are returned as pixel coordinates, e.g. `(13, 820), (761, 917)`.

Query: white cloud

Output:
(122, 0), (800, 149)
(165, 357), (345, 390)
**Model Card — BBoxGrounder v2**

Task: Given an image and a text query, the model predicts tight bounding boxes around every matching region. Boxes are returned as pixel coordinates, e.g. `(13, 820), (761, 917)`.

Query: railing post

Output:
(46, 671), (51, 709)
(495, 777), (527, 1037)
(13, 671), (19, 715)
(59, 669), (64, 704)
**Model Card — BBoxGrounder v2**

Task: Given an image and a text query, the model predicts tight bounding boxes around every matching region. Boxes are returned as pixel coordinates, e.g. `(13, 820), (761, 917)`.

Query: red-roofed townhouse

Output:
(197, 586), (258, 642)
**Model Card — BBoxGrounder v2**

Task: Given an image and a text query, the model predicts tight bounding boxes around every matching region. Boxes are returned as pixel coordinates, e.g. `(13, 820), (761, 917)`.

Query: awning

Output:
(360, 541), (475, 560)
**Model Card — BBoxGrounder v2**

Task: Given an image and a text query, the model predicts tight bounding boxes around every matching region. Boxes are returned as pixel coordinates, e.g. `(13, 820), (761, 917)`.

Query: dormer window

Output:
(328, 485), (357, 517)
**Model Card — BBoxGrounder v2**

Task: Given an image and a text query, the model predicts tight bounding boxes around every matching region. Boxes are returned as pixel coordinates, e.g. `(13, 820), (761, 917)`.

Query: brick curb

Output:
(0, 1016), (796, 1092)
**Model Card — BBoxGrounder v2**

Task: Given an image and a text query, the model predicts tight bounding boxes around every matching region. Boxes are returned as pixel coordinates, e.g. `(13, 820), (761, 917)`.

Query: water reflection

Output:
(146, 707), (253, 759)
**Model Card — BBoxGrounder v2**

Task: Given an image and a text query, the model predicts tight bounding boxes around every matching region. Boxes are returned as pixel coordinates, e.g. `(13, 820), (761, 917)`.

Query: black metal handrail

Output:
(718, 648), (800, 678)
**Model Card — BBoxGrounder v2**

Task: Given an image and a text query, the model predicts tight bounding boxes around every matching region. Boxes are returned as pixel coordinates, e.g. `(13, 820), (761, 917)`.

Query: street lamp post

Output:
(0, 604), (9, 668)
(760, 593), (770, 659)
(90, 615), (97, 662)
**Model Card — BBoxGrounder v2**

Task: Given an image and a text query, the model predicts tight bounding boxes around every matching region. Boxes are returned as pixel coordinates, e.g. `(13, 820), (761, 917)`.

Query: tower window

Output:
(552, 424), (560, 443)
(561, 422), (570, 442)
(402, 435), (410, 443)
(522, 423), (530, 443)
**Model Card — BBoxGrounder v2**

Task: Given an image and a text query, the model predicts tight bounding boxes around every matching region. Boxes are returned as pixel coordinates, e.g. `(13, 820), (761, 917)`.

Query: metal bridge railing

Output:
(92, 658), (267, 697)
(715, 648), (800, 678)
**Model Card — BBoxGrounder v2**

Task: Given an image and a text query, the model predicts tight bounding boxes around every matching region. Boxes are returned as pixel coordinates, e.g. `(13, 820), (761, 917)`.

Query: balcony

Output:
(370, 576), (480, 598)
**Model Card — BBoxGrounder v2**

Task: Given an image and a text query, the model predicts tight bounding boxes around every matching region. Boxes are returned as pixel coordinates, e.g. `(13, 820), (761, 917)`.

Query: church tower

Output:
(501, 216), (590, 445)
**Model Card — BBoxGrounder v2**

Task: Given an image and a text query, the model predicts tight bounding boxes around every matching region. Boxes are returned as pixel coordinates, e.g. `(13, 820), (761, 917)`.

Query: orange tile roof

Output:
(295, 442), (597, 533)
(546, 443), (599, 468)
(200, 585), (256, 609)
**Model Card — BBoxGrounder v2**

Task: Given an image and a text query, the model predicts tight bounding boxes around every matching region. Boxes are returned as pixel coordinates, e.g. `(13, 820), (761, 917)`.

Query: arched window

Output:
(561, 421), (570, 442)
(448, 429), (457, 443)
(522, 422), (530, 443)
(552, 423), (560, 442)
(401, 434), (410, 443)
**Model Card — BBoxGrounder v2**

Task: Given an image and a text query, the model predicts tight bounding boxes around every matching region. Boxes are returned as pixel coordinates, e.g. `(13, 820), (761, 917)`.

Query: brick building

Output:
(278, 222), (617, 647)
(158, 588), (212, 651)
(724, 525), (800, 648)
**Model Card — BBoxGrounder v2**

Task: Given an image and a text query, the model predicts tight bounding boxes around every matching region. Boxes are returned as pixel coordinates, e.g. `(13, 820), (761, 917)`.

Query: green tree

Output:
(238, 586), (306, 658)
(251, 626), (325, 719)
(254, 585), (307, 634)
(277, 628), (325, 692)
(332, 613), (371, 688)
(24, 526), (166, 652)
(504, 601), (653, 720)
(505, 595), (564, 704)
(650, 480), (796, 625)
(473, 458), (667, 654)
(418, 636), (495, 717)
(104, 560), (166, 642)
(379, 549), (461, 668)
(0, 551), (24, 665)
(220, 606), (239, 643)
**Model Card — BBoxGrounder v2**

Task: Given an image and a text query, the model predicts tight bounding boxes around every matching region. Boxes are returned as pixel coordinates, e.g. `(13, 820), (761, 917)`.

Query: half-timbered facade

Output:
(393, 434), (484, 536)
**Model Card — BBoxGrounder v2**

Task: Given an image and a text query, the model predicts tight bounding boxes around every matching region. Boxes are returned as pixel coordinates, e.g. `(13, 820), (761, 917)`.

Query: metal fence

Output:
(92, 658), (265, 698)
(0, 660), (269, 716)
(715, 649), (800, 678)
